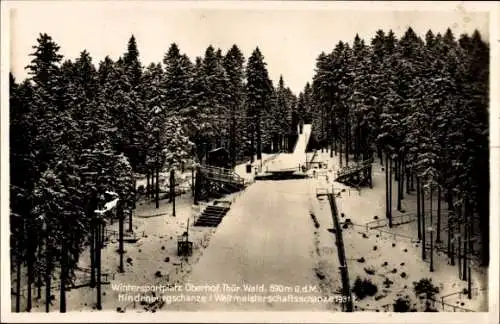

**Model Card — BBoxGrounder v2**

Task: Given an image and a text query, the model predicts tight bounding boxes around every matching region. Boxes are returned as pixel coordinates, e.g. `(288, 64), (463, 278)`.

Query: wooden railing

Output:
(439, 287), (487, 304)
(364, 213), (416, 229)
(428, 297), (475, 312)
(336, 158), (374, 179)
(350, 223), (418, 242)
(201, 165), (245, 186)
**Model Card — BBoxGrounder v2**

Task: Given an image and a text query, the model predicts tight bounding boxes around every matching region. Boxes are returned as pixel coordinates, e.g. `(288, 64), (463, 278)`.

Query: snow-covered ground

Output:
(309, 150), (488, 312)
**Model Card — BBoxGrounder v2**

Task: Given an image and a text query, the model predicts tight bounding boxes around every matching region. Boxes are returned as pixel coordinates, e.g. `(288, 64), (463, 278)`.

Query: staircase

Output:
(194, 205), (231, 227)
(196, 165), (247, 201)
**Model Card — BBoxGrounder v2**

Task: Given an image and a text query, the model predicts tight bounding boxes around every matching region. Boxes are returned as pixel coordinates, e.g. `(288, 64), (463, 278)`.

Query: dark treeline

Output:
(9, 34), (299, 311)
(301, 27), (489, 270)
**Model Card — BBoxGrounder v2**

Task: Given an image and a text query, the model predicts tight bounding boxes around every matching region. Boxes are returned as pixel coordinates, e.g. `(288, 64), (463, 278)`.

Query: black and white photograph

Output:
(1, 1), (499, 322)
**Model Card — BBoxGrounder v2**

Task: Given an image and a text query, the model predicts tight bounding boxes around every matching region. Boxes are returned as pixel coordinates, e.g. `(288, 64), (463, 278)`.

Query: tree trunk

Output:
(155, 166), (160, 209)
(15, 249), (21, 312)
(256, 117), (262, 160)
(230, 110), (236, 168)
(457, 228), (462, 279)
(45, 252), (51, 313)
(171, 169), (176, 217)
(389, 158), (393, 227)
(448, 215), (454, 265)
(462, 202), (468, 281)
(60, 242), (67, 313)
(397, 158), (402, 211)
(333, 131), (337, 155)
(421, 184), (426, 260)
(468, 209), (474, 283)
(356, 127), (360, 161)
(417, 176), (421, 240)
(250, 124), (255, 163)
(101, 223), (105, 248)
(90, 221), (96, 288)
(128, 204), (133, 232)
(378, 147), (383, 165)
(447, 187), (453, 211)
(26, 240), (34, 312)
(44, 223), (51, 312)
(194, 166), (201, 205)
(385, 153), (389, 221)
(430, 187), (434, 265)
(436, 186), (442, 243)
(37, 273), (42, 300)
(400, 158), (405, 200)
(345, 121), (349, 166)
(339, 134), (343, 168)
(146, 170), (150, 199)
(394, 157), (399, 181)
(132, 179), (136, 210)
(330, 114), (335, 158)
(96, 222), (102, 310)
(191, 168), (195, 196)
(119, 203), (124, 273)
(406, 166), (411, 194)
(478, 197), (489, 266)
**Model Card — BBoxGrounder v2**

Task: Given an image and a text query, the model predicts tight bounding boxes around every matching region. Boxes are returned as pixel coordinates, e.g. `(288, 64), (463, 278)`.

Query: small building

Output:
(206, 147), (231, 169)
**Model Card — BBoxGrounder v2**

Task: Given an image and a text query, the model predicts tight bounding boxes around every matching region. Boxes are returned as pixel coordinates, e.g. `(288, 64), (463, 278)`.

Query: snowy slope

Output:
(168, 179), (329, 311)
(266, 124), (312, 172)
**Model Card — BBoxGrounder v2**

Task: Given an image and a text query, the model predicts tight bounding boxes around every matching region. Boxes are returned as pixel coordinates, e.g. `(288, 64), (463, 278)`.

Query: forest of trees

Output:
(303, 28), (489, 272)
(9, 26), (489, 312)
(9, 34), (300, 312)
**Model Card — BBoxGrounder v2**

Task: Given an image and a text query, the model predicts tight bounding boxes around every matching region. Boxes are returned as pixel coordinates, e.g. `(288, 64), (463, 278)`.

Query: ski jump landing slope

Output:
(169, 124), (328, 311)
(266, 124), (312, 172)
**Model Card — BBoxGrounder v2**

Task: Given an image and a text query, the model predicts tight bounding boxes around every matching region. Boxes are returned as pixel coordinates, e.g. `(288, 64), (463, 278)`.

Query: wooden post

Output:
(327, 194), (353, 312)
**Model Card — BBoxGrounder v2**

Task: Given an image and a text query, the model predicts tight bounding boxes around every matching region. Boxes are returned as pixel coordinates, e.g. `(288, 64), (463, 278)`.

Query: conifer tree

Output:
(246, 47), (273, 161)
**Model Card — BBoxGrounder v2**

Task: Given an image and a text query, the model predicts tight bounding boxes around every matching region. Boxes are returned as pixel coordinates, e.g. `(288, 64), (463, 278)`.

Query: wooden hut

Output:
(206, 147), (230, 169)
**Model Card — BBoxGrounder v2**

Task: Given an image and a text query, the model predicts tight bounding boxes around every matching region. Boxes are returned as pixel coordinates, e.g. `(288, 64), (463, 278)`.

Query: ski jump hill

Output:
(264, 124), (312, 175)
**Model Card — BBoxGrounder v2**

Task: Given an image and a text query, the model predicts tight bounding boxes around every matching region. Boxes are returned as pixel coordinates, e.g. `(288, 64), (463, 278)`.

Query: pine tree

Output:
(223, 45), (246, 167)
(25, 33), (63, 91)
(246, 47), (274, 161)
(123, 35), (142, 87)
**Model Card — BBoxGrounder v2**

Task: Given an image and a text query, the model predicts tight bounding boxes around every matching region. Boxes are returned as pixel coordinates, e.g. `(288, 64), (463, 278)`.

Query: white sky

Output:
(8, 1), (490, 94)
